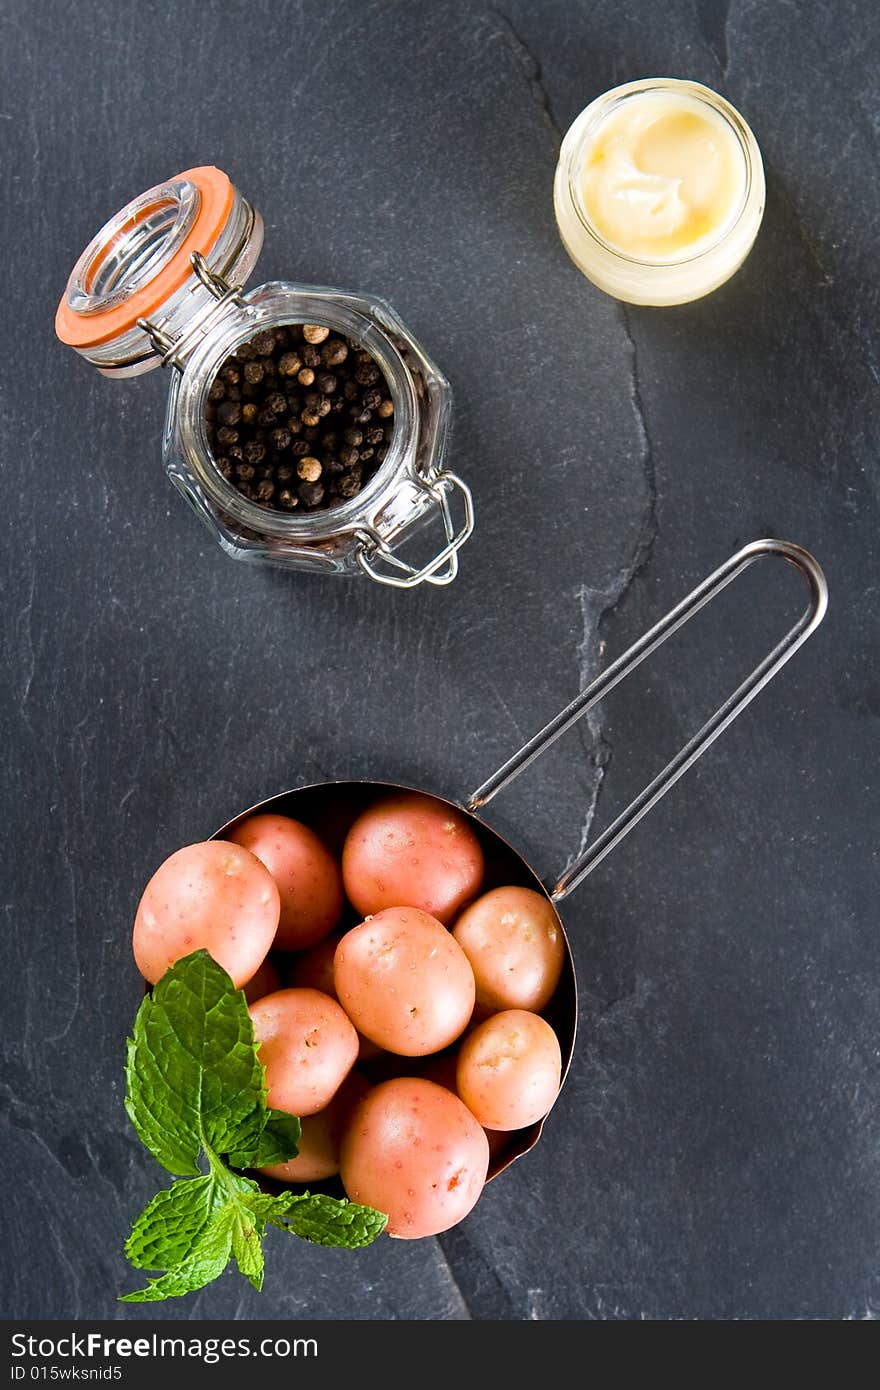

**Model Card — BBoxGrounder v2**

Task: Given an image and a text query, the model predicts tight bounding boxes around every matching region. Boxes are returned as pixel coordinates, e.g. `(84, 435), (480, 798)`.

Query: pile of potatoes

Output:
(132, 790), (565, 1239)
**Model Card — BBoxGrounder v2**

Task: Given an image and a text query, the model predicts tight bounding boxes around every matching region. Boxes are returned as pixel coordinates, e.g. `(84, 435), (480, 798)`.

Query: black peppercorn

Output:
(336, 468), (363, 498)
(220, 362), (241, 386)
(298, 481), (325, 507)
(317, 372), (337, 395)
(355, 363), (381, 387)
(236, 462), (256, 482)
(270, 426), (292, 452)
(322, 339), (348, 367)
(366, 426), (385, 445)
(252, 330), (276, 356)
(302, 345), (322, 368)
(208, 379), (226, 402)
(216, 426), (239, 448)
(255, 479), (275, 503)
(278, 489), (298, 509)
(216, 400), (242, 427)
(377, 398), (394, 419)
(343, 427), (364, 447)
(278, 352), (302, 377)
(243, 361), (265, 386)
(243, 440), (266, 465)
(339, 446), (360, 467)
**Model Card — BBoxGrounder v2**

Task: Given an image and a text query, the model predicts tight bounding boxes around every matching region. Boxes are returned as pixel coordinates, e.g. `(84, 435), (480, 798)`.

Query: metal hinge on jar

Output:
(354, 470), (474, 588)
(138, 254), (246, 373)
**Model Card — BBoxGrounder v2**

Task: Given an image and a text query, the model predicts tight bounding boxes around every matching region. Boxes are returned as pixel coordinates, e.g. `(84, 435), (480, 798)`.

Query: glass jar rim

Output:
(175, 287), (420, 540)
(561, 78), (760, 270)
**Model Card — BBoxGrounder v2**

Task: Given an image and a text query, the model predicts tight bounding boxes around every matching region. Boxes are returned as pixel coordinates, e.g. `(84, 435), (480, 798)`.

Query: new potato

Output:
(452, 885), (565, 1013)
(132, 840), (279, 988)
(249, 987), (358, 1117)
(342, 791), (484, 924)
(228, 813), (343, 951)
(340, 1077), (490, 1238)
(334, 907), (475, 1056)
(456, 1009), (562, 1131)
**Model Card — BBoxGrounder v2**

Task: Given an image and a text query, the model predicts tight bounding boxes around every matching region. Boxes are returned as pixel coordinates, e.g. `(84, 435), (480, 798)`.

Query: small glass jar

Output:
(56, 167), (472, 587)
(553, 78), (765, 306)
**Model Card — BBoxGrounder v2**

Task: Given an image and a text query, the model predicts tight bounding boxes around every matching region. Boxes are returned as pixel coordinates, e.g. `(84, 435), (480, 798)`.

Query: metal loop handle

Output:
(466, 539), (828, 900)
(355, 471), (474, 589)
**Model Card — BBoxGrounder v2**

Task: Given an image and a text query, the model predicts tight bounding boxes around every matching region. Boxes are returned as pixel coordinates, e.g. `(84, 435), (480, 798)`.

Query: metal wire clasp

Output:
(354, 471), (474, 588)
(137, 252), (245, 372)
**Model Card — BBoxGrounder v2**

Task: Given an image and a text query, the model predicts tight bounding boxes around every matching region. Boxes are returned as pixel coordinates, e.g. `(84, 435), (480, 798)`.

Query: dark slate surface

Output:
(2, 0), (877, 1321)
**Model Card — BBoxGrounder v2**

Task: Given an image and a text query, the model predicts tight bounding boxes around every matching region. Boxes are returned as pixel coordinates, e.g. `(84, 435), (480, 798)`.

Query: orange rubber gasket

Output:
(55, 166), (234, 349)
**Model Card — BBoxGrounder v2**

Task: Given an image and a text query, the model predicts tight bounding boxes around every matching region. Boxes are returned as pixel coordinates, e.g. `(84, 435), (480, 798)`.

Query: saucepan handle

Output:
(465, 539), (828, 901)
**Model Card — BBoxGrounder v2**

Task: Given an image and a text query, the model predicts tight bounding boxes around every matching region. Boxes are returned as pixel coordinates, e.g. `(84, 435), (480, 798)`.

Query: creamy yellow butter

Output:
(554, 79), (765, 305)
(581, 93), (745, 261)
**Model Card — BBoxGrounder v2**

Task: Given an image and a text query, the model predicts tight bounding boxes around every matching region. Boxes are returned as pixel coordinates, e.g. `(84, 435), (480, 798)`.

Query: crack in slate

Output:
(563, 307), (659, 868)
(487, 5), (564, 140)
(436, 1223), (523, 1319)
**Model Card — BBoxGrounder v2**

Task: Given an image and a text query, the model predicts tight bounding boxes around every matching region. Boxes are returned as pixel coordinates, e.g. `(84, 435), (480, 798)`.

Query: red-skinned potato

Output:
(452, 886), (565, 1014)
(249, 988), (358, 1117)
(456, 1009), (562, 1131)
(228, 814), (343, 951)
(334, 907), (475, 1056)
(342, 791), (484, 924)
(340, 1077), (489, 1238)
(260, 1071), (370, 1184)
(133, 840), (279, 988)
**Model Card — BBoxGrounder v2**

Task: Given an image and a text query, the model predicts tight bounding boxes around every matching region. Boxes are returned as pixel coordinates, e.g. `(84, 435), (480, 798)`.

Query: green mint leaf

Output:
(231, 1208), (264, 1292)
(121, 1202), (236, 1303)
(124, 1175), (221, 1271)
(122, 950), (387, 1300)
(271, 1191), (389, 1249)
(124, 950), (268, 1175)
(228, 1109), (301, 1169)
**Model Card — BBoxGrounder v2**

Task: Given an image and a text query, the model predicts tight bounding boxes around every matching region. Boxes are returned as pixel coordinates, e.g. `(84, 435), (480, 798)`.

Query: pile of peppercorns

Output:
(204, 323), (395, 513)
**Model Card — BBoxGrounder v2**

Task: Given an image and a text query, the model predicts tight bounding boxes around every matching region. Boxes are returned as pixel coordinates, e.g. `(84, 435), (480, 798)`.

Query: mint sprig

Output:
(122, 950), (386, 1302)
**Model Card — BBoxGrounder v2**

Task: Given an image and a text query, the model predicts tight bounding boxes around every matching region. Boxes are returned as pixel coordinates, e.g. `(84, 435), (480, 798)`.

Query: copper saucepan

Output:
(214, 539), (828, 1181)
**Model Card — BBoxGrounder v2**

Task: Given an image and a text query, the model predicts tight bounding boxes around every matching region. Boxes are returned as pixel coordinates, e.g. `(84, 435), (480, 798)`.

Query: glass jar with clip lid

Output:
(55, 166), (472, 588)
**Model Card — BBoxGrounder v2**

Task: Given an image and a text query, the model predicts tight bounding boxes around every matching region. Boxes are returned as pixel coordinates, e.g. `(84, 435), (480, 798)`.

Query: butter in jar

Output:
(554, 79), (765, 306)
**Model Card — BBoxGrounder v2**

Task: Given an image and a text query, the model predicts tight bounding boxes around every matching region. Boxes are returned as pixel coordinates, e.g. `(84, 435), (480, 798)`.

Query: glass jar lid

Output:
(55, 166), (263, 377)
